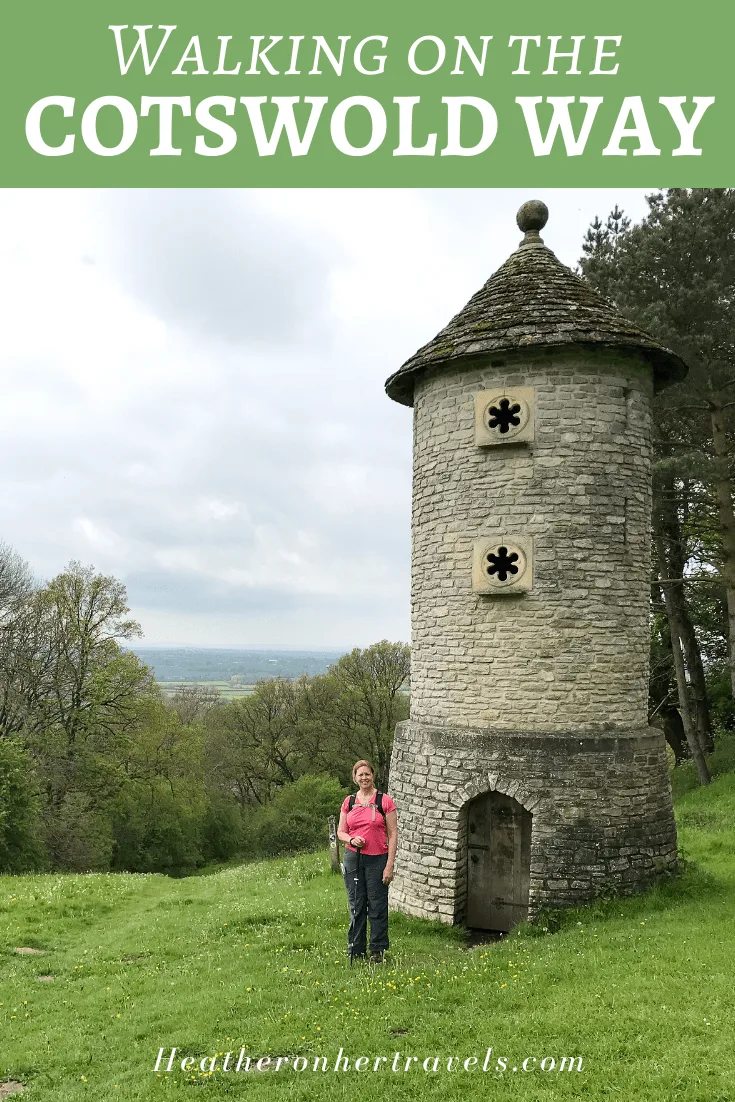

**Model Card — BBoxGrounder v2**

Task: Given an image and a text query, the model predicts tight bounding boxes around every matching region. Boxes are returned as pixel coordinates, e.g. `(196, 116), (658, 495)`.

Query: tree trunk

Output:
(654, 530), (711, 785)
(658, 476), (713, 751)
(676, 596), (714, 752)
(648, 599), (689, 765)
(658, 703), (688, 765)
(710, 397), (735, 700)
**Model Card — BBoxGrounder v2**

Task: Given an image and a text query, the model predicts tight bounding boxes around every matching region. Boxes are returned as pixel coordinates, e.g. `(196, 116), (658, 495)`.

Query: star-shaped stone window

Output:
(484, 546), (520, 582)
(487, 398), (522, 434)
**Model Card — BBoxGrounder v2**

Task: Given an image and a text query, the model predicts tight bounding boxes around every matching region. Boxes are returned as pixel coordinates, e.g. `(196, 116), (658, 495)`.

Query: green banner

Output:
(1, 0), (730, 186)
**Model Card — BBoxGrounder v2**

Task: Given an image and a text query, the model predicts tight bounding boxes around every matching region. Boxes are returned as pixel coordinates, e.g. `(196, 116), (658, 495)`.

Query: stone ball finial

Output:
(516, 200), (548, 235)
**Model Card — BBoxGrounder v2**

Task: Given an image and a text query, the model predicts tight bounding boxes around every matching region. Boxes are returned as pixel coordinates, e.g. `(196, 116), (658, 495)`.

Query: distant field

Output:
(158, 680), (255, 700)
(157, 679), (409, 702)
(131, 647), (409, 702)
(131, 647), (344, 685)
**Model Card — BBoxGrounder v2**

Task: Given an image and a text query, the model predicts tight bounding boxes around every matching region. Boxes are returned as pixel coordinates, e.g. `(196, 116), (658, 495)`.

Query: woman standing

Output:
(337, 760), (397, 963)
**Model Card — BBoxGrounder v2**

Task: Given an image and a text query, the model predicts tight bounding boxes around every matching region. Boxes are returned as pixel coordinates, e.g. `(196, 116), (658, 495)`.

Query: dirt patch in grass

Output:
(0, 1082), (25, 1098)
(13, 947), (44, 955)
(463, 928), (506, 948)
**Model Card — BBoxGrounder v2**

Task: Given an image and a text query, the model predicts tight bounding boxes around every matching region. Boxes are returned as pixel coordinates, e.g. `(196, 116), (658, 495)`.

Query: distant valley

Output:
(129, 647), (345, 698)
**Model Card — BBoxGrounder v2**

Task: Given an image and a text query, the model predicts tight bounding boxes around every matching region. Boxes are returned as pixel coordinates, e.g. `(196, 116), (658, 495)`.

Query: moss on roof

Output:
(385, 237), (687, 407)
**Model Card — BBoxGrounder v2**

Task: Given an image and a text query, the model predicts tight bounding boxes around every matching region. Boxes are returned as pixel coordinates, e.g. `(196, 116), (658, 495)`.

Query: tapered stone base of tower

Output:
(389, 721), (677, 925)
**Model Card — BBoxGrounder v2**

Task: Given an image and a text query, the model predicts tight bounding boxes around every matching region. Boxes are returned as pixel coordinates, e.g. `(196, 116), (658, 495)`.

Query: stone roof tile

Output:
(385, 206), (687, 406)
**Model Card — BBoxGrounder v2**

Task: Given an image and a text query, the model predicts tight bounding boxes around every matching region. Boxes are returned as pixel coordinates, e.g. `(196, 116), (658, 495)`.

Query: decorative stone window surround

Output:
(472, 535), (533, 594)
(474, 386), (535, 446)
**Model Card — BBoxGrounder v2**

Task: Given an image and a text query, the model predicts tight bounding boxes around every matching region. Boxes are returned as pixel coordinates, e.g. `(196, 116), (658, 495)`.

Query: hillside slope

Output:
(2, 777), (734, 1101)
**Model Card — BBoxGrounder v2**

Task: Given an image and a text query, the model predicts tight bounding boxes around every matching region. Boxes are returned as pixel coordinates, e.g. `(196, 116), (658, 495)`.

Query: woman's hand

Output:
(383, 864), (394, 885)
(351, 835), (366, 849)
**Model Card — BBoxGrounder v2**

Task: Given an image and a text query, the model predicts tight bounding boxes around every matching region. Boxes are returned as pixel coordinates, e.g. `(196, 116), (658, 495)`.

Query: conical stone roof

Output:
(385, 201), (687, 406)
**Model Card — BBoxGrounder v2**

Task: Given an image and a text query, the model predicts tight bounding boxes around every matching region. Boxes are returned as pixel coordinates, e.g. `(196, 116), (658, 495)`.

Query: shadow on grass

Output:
(183, 857), (260, 878)
(389, 912), (467, 948)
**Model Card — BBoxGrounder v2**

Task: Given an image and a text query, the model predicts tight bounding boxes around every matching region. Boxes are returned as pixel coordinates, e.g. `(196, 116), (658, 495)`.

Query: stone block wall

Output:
(389, 720), (678, 923)
(410, 347), (654, 733)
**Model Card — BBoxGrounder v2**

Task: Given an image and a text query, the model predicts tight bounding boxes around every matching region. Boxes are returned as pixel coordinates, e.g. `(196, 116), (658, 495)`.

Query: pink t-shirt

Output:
(341, 792), (396, 855)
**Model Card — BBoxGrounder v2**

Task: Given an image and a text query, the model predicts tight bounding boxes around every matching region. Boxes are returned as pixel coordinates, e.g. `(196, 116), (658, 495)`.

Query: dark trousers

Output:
(342, 850), (389, 957)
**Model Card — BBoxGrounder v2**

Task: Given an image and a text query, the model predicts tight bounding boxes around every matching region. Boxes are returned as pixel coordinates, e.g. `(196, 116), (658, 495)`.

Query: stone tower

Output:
(385, 201), (686, 930)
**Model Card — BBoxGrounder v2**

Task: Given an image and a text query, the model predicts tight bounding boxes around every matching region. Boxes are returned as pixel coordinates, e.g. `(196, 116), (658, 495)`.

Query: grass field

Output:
(157, 681), (255, 701)
(156, 681), (409, 701)
(2, 774), (735, 1101)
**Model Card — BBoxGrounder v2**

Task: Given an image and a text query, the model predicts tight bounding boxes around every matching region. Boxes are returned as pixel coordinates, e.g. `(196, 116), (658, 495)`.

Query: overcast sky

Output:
(0, 188), (652, 648)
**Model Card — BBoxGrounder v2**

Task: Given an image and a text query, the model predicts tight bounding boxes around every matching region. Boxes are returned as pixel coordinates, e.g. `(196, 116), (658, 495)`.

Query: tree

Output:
(203, 642), (410, 814)
(653, 528), (711, 784)
(24, 564), (156, 863)
(110, 700), (210, 875)
(248, 774), (347, 857)
(0, 543), (52, 741)
(206, 679), (306, 807)
(581, 189), (735, 696)
(579, 204), (630, 301)
(0, 738), (45, 872)
(40, 562), (148, 738)
(653, 469), (714, 753)
(0, 542), (35, 621)
(648, 602), (688, 764)
(327, 640), (410, 786)
(168, 683), (222, 725)
(0, 593), (54, 740)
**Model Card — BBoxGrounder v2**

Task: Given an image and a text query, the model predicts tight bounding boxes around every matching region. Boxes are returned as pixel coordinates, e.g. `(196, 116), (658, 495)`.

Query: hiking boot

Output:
(369, 951), (385, 964)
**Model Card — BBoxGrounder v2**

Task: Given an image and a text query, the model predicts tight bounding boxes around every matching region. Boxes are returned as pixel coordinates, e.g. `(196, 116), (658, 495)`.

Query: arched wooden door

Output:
(466, 791), (531, 931)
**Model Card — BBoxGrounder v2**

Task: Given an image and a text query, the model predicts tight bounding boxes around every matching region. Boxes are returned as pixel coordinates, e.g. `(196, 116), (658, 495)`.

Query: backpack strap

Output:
(348, 791), (387, 817)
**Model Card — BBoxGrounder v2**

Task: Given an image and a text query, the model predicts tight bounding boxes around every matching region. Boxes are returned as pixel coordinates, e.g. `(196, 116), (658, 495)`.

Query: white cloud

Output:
(73, 517), (118, 551)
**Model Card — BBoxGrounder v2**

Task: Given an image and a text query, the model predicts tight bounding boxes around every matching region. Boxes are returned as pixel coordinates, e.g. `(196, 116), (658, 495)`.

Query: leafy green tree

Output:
(42, 789), (115, 871)
(0, 543), (54, 742)
(205, 677), (327, 807)
(110, 777), (208, 875)
(22, 563), (158, 865)
(0, 738), (46, 872)
(246, 774), (347, 858)
(0, 594), (54, 741)
(168, 683), (222, 725)
(39, 562), (152, 744)
(201, 794), (244, 863)
(0, 542), (35, 620)
(326, 640), (410, 786)
(581, 189), (735, 697)
(203, 641), (409, 835)
(117, 695), (203, 786)
(110, 694), (213, 873)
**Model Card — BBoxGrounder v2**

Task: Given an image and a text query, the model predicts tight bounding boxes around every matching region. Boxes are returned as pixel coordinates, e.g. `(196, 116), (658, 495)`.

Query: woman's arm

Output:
(337, 810), (364, 848)
(337, 810), (351, 845)
(384, 810), (398, 884)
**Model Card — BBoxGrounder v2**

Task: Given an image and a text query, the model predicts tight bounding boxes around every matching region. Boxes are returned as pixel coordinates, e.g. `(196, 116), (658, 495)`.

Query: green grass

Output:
(670, 733), (735, 800)
(3, 777), (735, 1101)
